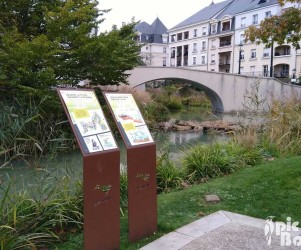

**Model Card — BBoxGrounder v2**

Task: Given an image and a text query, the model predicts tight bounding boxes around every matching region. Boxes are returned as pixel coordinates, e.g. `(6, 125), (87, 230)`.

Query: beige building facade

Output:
(167, 0), (301, 82)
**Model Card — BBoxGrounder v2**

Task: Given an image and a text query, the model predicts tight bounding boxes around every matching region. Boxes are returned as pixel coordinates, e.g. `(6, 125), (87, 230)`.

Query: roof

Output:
(171, 0), (279, 30)
(170, 0), (232, 30)
(215, 0), (255, 19)
(135, 17), (168, 44)
(239, 0), (279, 13)
(150, 17), (168, 34)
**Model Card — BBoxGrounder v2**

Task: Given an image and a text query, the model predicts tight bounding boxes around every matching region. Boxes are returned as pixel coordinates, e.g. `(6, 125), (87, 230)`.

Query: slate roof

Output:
(171, 0), (280, 30)
(135, 17), (168, 44)
(239, 0), (279, 13)
(215, 0), (255, 19)
(171, 0), (232, 30)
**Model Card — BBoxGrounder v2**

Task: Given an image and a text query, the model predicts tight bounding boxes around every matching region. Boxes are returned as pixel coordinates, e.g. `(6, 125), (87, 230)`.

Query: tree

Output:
(0, 0), (141, 102)
(244, 0), (301, 49)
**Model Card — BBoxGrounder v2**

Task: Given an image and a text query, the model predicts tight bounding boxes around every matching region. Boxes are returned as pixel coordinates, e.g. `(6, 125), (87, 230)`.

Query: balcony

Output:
(274, 45), (291, 57)
(220, 41), (231, 47)
(274, 52), (291, 56)
(219, 60), (230, 65)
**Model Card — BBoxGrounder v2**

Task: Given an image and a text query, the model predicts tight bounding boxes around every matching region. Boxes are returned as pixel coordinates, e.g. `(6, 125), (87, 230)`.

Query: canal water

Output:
(0, 106), (236, 189)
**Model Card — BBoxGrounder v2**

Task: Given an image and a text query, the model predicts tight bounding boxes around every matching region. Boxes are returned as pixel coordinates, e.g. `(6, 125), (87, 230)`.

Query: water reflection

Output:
(0, 106), (234, 187)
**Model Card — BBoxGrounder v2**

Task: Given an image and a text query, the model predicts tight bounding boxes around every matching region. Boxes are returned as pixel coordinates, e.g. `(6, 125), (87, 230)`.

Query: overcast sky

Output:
(98, 0), (225, 32)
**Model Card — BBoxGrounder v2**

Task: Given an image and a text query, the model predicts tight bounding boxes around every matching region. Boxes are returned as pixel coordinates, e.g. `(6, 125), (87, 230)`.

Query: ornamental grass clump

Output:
(156, 148), (184, 193)
(261, 97), (301, 156)
(182, 141), (262, 183)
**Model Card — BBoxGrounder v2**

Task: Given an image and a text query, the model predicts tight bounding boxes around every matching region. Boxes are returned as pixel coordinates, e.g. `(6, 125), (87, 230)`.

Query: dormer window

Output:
(162, 34), (168, 44)
(258, 0), (267, 4)
(211, 24), (217, 34)
(222, 21), (231, 32)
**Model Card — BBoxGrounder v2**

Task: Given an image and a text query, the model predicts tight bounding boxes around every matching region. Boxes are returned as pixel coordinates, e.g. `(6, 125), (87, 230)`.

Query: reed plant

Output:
(0, 172), (83, 250)
(0, 98), (73, 167)
(260, 97), (301, 156)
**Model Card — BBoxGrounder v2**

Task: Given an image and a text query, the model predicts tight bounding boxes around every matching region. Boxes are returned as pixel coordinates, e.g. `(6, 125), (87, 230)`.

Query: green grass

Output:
(56, 156), (301, 249)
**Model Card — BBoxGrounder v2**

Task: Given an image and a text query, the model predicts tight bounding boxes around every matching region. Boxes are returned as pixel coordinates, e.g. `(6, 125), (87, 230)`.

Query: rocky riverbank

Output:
(156, 119), (238, 133)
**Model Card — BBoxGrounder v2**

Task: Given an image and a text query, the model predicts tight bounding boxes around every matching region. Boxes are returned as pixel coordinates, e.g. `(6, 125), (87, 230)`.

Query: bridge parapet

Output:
(126, 67), (301, 113)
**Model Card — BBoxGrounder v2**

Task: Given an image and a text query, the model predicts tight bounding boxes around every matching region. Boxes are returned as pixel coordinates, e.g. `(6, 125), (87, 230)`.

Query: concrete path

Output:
(140, 210), (301, 250)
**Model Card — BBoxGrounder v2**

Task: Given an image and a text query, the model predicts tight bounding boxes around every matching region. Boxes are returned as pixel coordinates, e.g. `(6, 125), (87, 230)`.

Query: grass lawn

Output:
(56, 156), (301, 249)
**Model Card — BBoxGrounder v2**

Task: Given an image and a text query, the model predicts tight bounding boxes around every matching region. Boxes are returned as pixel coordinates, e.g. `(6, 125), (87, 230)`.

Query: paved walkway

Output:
(140, 210), (301, 250)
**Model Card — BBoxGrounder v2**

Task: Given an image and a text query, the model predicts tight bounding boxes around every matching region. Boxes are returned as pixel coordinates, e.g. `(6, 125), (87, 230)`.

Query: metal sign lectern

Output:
(57, 89), (120, 250)
(104, 93), (157, 242)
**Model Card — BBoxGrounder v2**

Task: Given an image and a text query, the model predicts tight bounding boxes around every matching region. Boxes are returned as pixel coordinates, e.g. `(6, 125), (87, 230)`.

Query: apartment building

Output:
(134, 17), (169, 67)
(168, 0), (300, 80)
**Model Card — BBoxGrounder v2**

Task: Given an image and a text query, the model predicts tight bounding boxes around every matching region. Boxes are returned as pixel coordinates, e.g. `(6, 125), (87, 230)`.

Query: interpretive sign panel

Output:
(104, 92), (157, 242)
(58, 89), (118, 154)
(57, 89), (120, 250)
(104, 93), (154, 147)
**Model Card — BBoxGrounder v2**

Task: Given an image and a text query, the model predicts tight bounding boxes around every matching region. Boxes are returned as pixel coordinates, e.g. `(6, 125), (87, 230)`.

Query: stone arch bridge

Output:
(126, 67), (301, 113)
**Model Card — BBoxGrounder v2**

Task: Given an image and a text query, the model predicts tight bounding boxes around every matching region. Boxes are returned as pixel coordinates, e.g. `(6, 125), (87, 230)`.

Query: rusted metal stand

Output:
(127, 144), (157, 242)
(83, 150), (120, 250)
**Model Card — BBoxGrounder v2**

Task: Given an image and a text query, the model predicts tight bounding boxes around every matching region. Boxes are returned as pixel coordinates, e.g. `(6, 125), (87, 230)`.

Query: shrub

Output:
(143, 101), (170, 124)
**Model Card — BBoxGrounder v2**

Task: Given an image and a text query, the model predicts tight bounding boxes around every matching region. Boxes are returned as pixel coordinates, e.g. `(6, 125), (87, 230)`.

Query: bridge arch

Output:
(126, 67), (301, 112)
(133, 77), (224, 112)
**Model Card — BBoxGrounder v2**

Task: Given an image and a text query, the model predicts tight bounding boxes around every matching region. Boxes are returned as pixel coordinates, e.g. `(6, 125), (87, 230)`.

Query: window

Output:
(211, 54), (216, 64)
(171, 47), (175, 58)
(263, 65), (269, 76)
(240, 50), (245, 60)
(211, 24), (217, 34)
(211, 39), (216, 49)
(171, 34), (176, 42)
(222, 21), (231, 31)
(163, 57), (167, 66)
(146, 46), (148, 50)
(201, 56), (206, 64)
(252, 14), (258, 25)
(202, 27), (207, 36)
(184, 31), (189, 39)
(193, 29), (197, 37)
(177, 33), (182, 41)
(163, 47), (167, 53)
(202, 41), (206, 51)
(283, 46), (291, 55)
(251, 49), (256, 59)
(263, 48), (269, 57)
(193, 43), (197, 53)
(193, 57), (196, 65)
(240, 34), (245, 44)
(241, 17), (246, 27)
(162, 35), (168, 43)
(265, 11), (271, 18)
